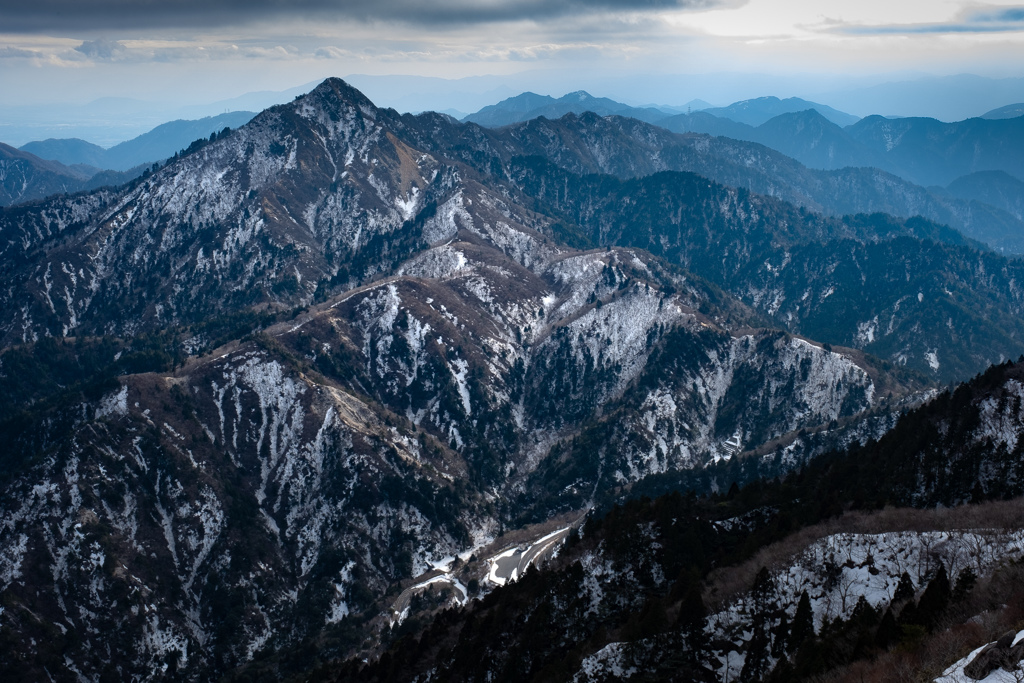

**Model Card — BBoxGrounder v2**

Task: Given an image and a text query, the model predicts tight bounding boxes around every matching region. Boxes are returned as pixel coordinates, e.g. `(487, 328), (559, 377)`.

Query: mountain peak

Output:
(305, 76), (379, 112)
(562, 90), (594, 102)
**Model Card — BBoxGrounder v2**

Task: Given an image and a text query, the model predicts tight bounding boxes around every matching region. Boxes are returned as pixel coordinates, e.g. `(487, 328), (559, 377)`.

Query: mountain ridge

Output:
(19, 111), (257, 172)
(462, 89), (673, 127)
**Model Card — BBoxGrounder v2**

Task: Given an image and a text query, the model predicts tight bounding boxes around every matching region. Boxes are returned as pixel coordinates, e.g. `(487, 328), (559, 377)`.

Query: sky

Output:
(3, 0), (1024, 143)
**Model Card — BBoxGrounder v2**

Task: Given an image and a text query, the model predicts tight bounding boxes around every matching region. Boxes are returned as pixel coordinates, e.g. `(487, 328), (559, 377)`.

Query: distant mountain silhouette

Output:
(463, 90), (671, 127)
(0, 143), (142, 206)
(981, 103), (1024, 120)
(845, 115), (1024, 186)
(661, 108), (1024, 205)
(945, 170), (1024, 221)
(18, 138), (108, 168)
(701, 96), (861, 127)
(20, 111), (256, 171)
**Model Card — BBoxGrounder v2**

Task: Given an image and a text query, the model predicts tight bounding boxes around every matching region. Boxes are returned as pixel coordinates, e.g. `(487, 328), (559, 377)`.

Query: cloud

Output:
(0, 0), (734, 32)
(75, 38), (129, 60)
(974, 7), (1024, 23)
(57, 38), (306, 64)
(827, 5), (1024, 36)
(0, 46), (41, 59)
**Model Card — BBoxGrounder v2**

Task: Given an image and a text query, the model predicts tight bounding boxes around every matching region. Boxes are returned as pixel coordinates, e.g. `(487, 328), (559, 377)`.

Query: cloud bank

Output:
(829, 4), (1024, 35)
(0, 0), (731, 32)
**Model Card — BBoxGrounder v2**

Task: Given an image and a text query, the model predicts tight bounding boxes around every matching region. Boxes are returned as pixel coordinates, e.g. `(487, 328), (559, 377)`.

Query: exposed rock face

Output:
(964, 631), (1024, 680)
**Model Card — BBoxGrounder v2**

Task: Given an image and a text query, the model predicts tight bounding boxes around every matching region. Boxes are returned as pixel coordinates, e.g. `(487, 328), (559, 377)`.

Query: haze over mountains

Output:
(8, 85), (1024, 255)
(4, 77), (1024, 681)
(21, 112), (256, 172)
(0, 113), (257, 206)
(463, 91), (687, 127)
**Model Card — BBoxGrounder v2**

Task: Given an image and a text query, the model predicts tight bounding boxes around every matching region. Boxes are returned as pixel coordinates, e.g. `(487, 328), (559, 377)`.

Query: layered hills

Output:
(0, 142), (143, 207)
(661, 106), (1024, 211)
(20, 111), (256, 172)
(1, 78), (1024, 681)
(0, 113), (256, 208)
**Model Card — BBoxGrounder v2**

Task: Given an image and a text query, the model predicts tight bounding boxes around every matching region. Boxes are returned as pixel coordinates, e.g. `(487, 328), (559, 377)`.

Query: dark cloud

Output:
(0, 0), (728, 32)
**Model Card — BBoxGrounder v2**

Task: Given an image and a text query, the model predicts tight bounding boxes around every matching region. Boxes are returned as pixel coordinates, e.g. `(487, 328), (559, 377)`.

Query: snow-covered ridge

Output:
(575, 523), (1024, 683)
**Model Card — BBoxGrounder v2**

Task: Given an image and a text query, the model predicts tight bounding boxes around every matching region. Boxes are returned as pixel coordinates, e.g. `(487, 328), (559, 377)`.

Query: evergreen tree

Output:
(788, 591), (814, 654)
(893, 572), (916, 603)
(915, 565), (951, 630)
(677, 586), (716, 682)
(849, 595), (879, 658)
(850, 596), (878, 627)
(953, 567), (977, 602)
(875, 607), (900, 649)
(741, 568), (776, 682)
(771, 613), (790, 659)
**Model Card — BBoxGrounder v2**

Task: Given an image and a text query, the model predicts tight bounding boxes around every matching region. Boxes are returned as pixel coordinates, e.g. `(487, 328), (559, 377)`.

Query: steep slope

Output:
(506, 159), (1024, 381)
(846, 115), (1024, 187)
(326, 357), (1024, 683)
(0, 219), (908, 681)
(397, 110), (1024, 253)
(6, 77), (1024, 681)
(0, 143), (112, 207)
(10, 83), (1016, 351)
(0, 80), (941, 681)
(945, 170), (1024, 221)
(0, 79), (471, 344)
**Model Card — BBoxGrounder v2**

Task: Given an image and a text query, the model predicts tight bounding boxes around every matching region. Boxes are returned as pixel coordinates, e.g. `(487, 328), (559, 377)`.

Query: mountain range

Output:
(11, 93), (1024, 257)
(462, 90), (677, 127)
(20, 111), (256, 172)
(0, 142), (143, 207)
(2, 77), (1024, 681)
(462, 92), (1024, 253)
(0, 113), (256, 207)
(659, 106), (1024, 188)
(462, 91), (855, 129)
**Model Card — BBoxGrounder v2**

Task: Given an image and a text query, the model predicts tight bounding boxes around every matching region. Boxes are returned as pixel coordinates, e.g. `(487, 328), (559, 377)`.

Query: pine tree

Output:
(850, 595), (878, 627)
